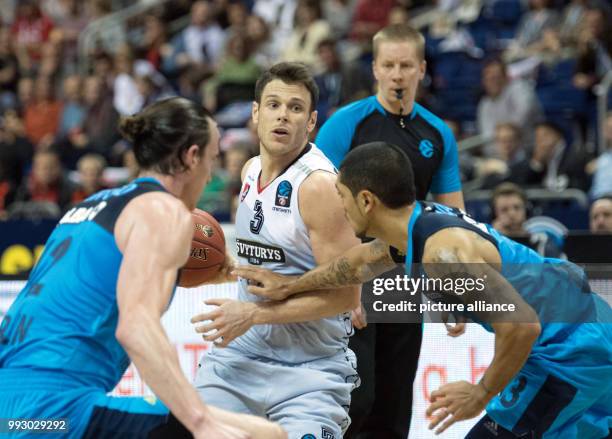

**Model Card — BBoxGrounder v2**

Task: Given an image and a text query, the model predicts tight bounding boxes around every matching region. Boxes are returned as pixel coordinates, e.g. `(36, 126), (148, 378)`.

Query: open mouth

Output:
(272, 128), (290, 137)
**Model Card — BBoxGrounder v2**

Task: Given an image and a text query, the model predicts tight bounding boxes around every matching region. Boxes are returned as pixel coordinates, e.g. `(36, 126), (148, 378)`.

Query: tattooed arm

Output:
(423, 228), (541, 434)
(233, 238), (396, 301)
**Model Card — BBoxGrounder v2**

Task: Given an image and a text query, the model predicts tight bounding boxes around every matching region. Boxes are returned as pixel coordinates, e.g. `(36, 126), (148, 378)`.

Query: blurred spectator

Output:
(11, 0), (54, 72)
(224, 144), (252, 222)
(314, 38), (371, 125)
(491, 182), (527, 236)
(52, 125), (94, 170)
(511, 121), (588, 191)
(572, 5), (612, 92)
(92, 51), (114, 89)
(558, 0), (588, 45)
(0, 26), (19, 112)
(252, 0), (297, 59)
(322, 0), (357, 40)
(388, 5), (410, 25)
(163, 1), (226, 78)
(0, 110), (34, 215)
(589, 196), (612, 233)
(589, 112), (612, 200)
(38, 41), (61, 78)
(281, 0), (332, 69)
(196, 160), (230, 218)
(82, 75), (119, 159)
(58, 74), (85, 136)
(121, 148), (139, 183)
(225, 1), (249, 36)
(112, 44), (141, 116)
(490, 182), (566, 257)
(139, 14), (169, 71)
(135, 70), (173, 109)
(44, 0), (88, 69)
(475, 123), (528, 189)
(245, 14), (275, 69)
(477, 58), (543, 149)
(87, 0), (126, 55)
(504, 0), (559, 62)
(14, 149), (74, 212)
(202, 33), (261, 112)
(349, 0), (395, 43)
(24, 74), (62, 146)
(71, 153), (108, 204)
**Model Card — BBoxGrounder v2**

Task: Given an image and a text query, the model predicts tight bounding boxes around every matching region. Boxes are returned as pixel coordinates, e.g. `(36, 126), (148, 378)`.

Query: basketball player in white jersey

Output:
(192, 63), (361, 438)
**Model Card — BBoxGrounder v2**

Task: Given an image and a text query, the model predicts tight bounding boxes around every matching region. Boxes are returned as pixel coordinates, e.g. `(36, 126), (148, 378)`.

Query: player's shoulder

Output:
(123, 191), (191, 231)
(241, 156), (260, 181)
(412, 103), (453, 138)
(299, 144), (336, 168)
(300, 168), (337, 193)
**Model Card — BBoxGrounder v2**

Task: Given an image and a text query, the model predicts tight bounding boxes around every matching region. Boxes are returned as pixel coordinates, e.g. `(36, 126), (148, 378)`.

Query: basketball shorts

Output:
(195, 345), (359, 439)
(485, 323), (612, 438)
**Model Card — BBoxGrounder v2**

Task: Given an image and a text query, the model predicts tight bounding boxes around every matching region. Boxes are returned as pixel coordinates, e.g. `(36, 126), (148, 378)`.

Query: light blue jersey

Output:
(0, 178), (175, 438)
(406, 202), (612, 438)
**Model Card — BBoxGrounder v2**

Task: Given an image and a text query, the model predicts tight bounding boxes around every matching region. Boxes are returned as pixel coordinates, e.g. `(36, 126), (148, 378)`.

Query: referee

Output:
(315, 24), (465, 439)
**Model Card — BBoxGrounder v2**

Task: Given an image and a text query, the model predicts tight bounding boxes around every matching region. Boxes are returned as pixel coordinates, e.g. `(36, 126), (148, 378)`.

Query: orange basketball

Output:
(178, 209), (226, 287)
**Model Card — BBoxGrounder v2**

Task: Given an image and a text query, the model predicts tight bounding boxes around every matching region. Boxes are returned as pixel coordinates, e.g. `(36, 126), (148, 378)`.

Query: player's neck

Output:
(259, 141), (309, 187)
(137, 171), (183, 198)
(369, 204), (415, 253)
(376, 92), (414, 116)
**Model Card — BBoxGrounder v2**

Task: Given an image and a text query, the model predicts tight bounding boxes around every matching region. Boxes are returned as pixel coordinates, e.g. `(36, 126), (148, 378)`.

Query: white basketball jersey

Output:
(232, 144), (353, 362)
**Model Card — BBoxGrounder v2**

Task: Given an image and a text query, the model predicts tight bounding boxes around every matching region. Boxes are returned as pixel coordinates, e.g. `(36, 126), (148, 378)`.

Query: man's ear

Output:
(307, 110), (317, 133)
(358, 190), (376, 214)
(251, 101), (259, 126)
(419, 59), (427, 81)
(184, 144), (200, 169)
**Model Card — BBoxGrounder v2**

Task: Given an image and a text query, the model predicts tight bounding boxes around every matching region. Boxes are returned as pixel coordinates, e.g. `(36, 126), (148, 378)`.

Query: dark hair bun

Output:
(119, 115), (148, 142)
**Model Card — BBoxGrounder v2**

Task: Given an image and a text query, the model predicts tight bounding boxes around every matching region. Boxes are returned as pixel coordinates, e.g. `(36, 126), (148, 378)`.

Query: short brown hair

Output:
(492, 182), (527, 207)
(373, 24), (425, 61)
(254, 62), (318, 112)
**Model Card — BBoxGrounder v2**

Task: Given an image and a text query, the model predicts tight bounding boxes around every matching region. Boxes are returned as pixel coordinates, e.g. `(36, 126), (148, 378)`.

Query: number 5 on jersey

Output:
(250, 200), (264, 234)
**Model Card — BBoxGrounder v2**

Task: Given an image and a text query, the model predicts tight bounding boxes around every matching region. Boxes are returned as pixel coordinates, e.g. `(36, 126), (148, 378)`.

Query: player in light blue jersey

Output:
(235, 141), (612, 438)
(0, 97), (285, 439)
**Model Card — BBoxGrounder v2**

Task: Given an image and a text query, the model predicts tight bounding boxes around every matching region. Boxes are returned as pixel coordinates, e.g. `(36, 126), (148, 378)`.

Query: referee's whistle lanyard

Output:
(395, 88), (406, 128)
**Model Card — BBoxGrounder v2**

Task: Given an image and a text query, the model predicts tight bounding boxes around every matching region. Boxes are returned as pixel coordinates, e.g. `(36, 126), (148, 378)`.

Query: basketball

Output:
(178, 209), (226, 287)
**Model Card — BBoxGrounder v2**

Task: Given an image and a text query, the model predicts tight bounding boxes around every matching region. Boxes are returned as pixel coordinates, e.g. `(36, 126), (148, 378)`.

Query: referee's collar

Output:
(373, 95), (418, 120)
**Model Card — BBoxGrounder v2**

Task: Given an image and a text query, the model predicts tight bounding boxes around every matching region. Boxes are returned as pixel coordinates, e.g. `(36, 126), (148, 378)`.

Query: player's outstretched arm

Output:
(422, 228), (541, 435)
(234, 238), (396, 300)
(115, 193), (285, 439)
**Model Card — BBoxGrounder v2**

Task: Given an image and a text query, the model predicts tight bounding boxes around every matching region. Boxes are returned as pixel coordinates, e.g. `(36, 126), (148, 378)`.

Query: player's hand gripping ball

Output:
(178, 209), (226, 287)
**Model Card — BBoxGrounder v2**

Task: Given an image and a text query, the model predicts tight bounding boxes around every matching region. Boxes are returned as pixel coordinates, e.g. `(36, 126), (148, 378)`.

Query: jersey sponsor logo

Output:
(59, 201), (107, 224)
(236, 238), (286, 265)
(275, 180), (292, 207)
(301, 435), (316, 439)
(418, 139), (434, 158)
(272, 206), (291, 214)
(240, 182), (251, 202)
(322, 427), (335, 439)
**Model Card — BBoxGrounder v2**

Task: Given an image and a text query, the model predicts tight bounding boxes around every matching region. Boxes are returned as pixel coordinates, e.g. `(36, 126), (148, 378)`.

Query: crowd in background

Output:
(0, 0), (610, 235)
